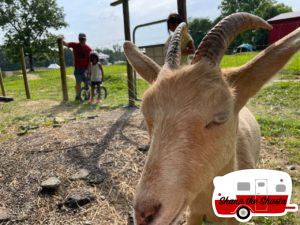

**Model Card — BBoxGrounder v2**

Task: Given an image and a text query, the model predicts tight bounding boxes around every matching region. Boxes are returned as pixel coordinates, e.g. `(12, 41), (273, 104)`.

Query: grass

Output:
(249, 81), (300, 164)
(221, 51), (300, 80)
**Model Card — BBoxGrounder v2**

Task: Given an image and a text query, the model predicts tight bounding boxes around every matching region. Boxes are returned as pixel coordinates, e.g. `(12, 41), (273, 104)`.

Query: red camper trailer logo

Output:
(212, 169), (298, 222)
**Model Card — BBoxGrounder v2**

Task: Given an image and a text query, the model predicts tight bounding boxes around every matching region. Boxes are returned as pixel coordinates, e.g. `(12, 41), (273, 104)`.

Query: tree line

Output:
(0, 0), (293, 71)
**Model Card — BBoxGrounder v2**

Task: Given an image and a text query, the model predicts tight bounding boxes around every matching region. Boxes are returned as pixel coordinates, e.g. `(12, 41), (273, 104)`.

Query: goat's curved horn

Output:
(191, 12), (272, 65)
(165, 22), (187, 69)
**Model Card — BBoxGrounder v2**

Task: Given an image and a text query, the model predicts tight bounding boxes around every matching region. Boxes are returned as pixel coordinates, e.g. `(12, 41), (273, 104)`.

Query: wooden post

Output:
(20, 47), (31, 99)
(111, 0), (135, 107)
(122, 0), (135, 107)
(177, 0), (187, 23)
(0, 68), (6, 96)
(57, 38), (69, 102)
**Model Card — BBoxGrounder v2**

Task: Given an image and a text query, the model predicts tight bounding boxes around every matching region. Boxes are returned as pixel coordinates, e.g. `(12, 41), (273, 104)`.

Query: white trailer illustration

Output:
(212, 169), (298, 222)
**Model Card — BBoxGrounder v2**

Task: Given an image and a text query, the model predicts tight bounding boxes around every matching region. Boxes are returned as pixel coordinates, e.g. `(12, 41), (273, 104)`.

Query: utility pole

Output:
(111, 0), (135, 107)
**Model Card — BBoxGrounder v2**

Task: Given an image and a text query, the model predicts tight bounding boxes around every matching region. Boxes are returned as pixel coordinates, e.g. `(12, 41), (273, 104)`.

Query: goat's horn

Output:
(165, 22), (187, 69)
(191, 12), (272, 65)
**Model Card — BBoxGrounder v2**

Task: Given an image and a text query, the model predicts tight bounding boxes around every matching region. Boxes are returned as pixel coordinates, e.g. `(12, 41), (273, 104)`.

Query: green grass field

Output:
(0, 52), (299, 224)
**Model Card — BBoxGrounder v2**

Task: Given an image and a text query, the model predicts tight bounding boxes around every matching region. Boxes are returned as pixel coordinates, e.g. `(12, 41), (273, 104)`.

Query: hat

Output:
(78, 33), (86, 39)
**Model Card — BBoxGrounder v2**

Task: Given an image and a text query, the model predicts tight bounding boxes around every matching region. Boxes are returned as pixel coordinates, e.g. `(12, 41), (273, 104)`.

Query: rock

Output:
(53, 117), (65, 124)
(87, 115), (98, 120)
(100, 195), (106, 201)
(83, 221), (92, 225)
(63, 191), (96, 208)
(87, 172), (106, 185)
(17, 129), (28, 136)
(287, 165), (296, 170)
(70, 169), (90, 181)
(0, 208), (10, 222)
(137, 144), (149, 153)
(275, 166), (282, 171)
(41, 177), (61, 191)
(53, 124), (62, 128)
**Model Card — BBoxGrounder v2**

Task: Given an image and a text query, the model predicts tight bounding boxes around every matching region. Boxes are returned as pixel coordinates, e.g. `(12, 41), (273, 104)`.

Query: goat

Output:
(123, 12), (300, 225)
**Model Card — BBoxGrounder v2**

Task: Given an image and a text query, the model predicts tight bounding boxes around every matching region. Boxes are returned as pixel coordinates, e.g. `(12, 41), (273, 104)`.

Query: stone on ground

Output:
(63, 191), (96, 208)
(41, 177), (61, 190)
(70, 169), (90, 181)
(0, 207), (10, 222)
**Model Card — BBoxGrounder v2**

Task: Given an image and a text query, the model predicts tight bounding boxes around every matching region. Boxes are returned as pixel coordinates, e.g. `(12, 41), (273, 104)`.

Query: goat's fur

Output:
(124, 14), (300, 225)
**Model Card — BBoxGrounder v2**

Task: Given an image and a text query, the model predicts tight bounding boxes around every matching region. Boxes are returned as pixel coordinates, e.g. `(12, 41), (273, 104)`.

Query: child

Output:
(88, 52), (104, 103)
(165, 13), (195, 65)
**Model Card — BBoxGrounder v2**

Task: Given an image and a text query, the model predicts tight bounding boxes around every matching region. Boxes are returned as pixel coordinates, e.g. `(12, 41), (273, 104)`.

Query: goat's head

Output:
(124, 12), (300, 225)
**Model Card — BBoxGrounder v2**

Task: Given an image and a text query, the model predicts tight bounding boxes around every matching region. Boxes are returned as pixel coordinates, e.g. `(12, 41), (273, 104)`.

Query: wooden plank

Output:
(0, 68), (6, 96)
(19, 47), (31, 99)
(57, 38), (69, 102)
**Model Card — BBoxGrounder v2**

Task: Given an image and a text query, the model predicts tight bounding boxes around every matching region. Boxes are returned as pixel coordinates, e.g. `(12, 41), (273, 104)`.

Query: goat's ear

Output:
(226, 28), (300, 112)
(123, 41), (161, 84)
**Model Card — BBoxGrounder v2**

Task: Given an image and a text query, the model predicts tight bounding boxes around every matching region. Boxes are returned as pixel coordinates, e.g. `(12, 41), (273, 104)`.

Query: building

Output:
(268, 11), (300, 44)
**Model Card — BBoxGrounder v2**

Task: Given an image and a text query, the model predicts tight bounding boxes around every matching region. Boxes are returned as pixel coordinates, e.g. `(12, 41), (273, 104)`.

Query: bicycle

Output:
(80, 81), (107, 101)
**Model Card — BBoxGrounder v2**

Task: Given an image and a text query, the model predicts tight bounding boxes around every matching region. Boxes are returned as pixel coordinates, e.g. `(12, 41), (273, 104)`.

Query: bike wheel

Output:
(80, 87), (90, 101)
(99, 86), (107, 99)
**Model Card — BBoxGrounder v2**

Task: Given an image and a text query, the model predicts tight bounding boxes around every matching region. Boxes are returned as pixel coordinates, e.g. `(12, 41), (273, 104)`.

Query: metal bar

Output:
(20, 48), (31, 99)
(0, 68), (6, 96)
(132, 19), (167, 100)
(57, 38), (69, 102)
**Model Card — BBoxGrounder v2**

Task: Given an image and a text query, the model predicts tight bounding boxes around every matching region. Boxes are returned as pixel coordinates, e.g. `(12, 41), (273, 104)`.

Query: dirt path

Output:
(0, 108), (299, 225)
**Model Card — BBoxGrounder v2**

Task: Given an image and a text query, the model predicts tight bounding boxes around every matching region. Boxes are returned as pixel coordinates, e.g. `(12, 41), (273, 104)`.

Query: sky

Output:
(1, 0), (300, 48)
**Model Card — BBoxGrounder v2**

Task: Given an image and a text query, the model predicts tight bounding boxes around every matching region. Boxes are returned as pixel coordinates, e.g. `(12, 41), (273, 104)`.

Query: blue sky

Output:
(1, 0), (300, 48)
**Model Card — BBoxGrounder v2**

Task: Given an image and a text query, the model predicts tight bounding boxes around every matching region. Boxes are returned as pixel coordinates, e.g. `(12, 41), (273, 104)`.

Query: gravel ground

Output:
(0, 108), (299, 225)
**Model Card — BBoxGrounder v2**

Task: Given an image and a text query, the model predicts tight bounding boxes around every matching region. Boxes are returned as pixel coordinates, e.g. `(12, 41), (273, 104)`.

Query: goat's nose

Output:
(135, 201), (161, 225)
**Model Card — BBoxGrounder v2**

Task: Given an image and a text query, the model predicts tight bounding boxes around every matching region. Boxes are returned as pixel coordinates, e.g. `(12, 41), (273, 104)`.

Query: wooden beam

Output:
(20, 48), (31, 99)
(177, 0), (187, 23)
(110, 0), (123, 6)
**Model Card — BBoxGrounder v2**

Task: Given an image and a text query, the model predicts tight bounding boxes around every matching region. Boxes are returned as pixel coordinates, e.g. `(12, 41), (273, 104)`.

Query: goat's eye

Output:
(205, 112), (229, 129)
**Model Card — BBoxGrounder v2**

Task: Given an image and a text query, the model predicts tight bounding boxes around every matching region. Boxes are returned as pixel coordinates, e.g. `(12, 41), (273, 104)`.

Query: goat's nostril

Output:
(135, 203), (161, 225)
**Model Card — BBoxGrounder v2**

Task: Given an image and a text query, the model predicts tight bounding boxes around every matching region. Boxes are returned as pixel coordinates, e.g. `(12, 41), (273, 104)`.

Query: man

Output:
(62, 33), (92, 101)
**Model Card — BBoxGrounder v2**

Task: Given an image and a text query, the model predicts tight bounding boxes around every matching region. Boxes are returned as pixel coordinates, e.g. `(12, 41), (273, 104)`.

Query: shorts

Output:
(74, 68), (88, 84)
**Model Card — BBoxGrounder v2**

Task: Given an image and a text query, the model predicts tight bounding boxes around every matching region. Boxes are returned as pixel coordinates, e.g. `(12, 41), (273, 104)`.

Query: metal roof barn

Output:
(268, 11), (300, 44)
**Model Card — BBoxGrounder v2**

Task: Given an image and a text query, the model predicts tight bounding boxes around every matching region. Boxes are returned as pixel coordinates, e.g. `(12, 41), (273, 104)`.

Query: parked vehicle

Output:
(212, 169), (298, 222)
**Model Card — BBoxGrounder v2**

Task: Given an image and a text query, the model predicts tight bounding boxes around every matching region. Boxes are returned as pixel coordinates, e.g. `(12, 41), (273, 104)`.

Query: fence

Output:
(0, 44), (299, 106)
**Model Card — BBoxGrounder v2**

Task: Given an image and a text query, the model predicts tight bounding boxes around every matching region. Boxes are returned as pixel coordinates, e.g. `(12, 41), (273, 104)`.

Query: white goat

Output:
(124, 12), (300, 225)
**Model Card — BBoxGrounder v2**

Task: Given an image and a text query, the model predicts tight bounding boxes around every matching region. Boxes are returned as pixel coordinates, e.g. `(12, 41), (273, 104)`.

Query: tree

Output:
(218, 0), (292, 49)
(188, 18), (213, 47)
(0, 0), (67, 71)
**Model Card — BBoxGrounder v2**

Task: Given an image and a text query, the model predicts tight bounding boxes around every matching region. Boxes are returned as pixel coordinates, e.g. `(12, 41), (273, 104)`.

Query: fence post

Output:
(57, 38), (69, 102)
(20, 48), (31, 99)
(0, 68), (6, 96)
